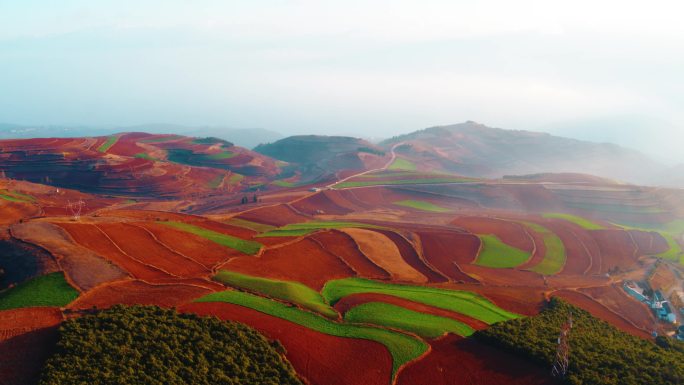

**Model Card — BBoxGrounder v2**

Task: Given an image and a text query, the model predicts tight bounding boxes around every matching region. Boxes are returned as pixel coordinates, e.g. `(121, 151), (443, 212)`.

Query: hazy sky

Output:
(1, 1), (683, 162)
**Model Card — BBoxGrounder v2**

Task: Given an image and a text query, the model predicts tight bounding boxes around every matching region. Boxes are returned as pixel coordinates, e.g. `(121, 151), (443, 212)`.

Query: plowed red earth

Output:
(220, 237), (355, 290)
(0, 307), (62, 385)
(629, 230), (670, 255)
(237, 204), (309, 227)
(452, 216), (534, 252)
(397, 335), (557, 385)
(541, 220), (593, 275)
(417, 231), (480, 283)
(552, 290), (651, 339)
(459, 264), (544, 287)
(334, 293), (488, 331)
(590, 230), (640, 273)
(68, 280), (213, 310)
(376, 229), (448, 283)
(135, 222), (243, 266)
(187, 219), (257, 239)
(180, 302), (393, 385)
(97, 222), (210, 278)
(292, 190), (354, 216)
(57, 222), (172, 281)
(310, 230), (390, 279)
(579, 285), (655, 332)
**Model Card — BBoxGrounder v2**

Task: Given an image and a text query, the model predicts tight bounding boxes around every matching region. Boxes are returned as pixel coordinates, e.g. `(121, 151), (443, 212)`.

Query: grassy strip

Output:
(160, 221), (263, 255)
(564, 201), (666, 214)
(207, 175), (225, 189)
(195, 290), (428, 377)
(522, 222), (567, 275)
(542, 212), (605, 230)
(97, 136), (119, 153)
(0, 190), (35, 203)
(0, 272), (79, 310)
(344, 302), (475, 338)
(226, 218), (276, 233)
(322, 278), (519, 325)
(139, 135), (182, 143)
(227, 173), (244, 185)
(208, 151), (236, 160)
(257, 221), (383, 237)
(394, 200), (450, 213)
(334, 177), (475, 189)
(475, 234), (531, 268)
(134, 153), (159, 161)
(388, 158), (417, 171)
(214, 271), (337, 318)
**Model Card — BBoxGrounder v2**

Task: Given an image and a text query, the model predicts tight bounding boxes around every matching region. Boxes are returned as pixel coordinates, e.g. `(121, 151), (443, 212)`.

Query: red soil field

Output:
(310, 230), (390, 279)
(459, 264), (545, 287)
(134, 222), (244, 266)
(541, 219), (594, 275)
(0, 307), (62, 385)
(99, 209), (202, 222)
(590, 230), (640, 274)
(334, 293), (488, 331)
(57, 222), (173, 281)
(649, 263), (676, 291)
(452, 216), (534, 253)
(237, 204), (310, 227)
(220, 237), (355, 290)
(417, 230), (480, 283)
(97, 222), (210, 278)
(629, 230), (670, 256)
(185, 219), (257, 240)
(292, 190), (354, 216)
(68, 280), (213, 310)
(442, 284), (547, 317)
(180, 302), (393, 385)
(397, 335), (557, 385)
(552, 290), (652, 339)
(376, 229), (448, 283)
(579, 284), (655, 332)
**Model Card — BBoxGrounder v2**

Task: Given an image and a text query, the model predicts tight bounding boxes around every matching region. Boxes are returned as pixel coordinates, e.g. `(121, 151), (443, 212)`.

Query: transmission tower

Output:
(551, 311), (573, 378)
(66, 199), (86, 221)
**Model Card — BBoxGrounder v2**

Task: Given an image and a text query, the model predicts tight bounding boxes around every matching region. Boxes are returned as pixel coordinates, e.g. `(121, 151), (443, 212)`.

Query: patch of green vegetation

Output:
(522, 222), (567, 275)
(0, 189), (35, 203)
(207, 151), (236, 160)
(334, 176), (475, 189)
(394, 200), (450, 213)
(475, 235), (531, 268)
(196, 290), (427, 377)
(257, 221), (383, 237)
(166, 148), (234, 168)
(344, 302), (475, 338)
(207, 175), (225, 189)
(271, 180), (305, 188)
(160, 221), (263, 255)
(322, 278), (519, 325)
(39, 305), (302, 385)
(0, 272), (78, 310)
(357, 146), (385, 156)
(227, 173), (244, 185)
(226, 218), (276, 233)
(133, 153), (159, 161)
(477, 297), (684, 385)
(542, 213), (605, 230)
(388, 157), (417, 171)
(97, 136), (119, 153)
(124, 199), (137, 204)
(612, 222), (684, 263)
(192, 137), (233, 146)
(139, 135), (182, 143)
(214, 271), (337, 318)
(358, 171), (444, 179)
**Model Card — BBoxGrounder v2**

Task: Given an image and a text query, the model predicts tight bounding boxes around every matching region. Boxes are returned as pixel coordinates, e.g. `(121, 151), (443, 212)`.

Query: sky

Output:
(1, 1), (683, 163)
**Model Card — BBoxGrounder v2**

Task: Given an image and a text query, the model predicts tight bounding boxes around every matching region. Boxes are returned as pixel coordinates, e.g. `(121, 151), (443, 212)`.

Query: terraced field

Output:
(475, 235), (531, 268)
(394, 200), (450, 213)
(257, 221), (383, 237)
(542, 212), (605, 230)
(160, 221), (263, 255)
(521, 222), (567, 275)
(0, 272), (79, 310)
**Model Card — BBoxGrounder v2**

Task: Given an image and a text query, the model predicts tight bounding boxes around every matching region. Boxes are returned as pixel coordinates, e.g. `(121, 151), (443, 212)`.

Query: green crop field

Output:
(139, 135), (182, 143)
(388, 158), (417, 171)
(97, 136), (119, 153)
(195, 290), (428, 377)
(226, 217), (276, 233)
(564, 201), (666, 215)
(160, 221), (263, 255)
(213, 271), (337, 318)
(394, 200), (450, 213)
(207, 151), (236, 160)
(133, 153), (158, 161)
(0, 189), (35, 203)
(257, 221), (383, 237)
(522, 222), (567, 275)
(0, 272), (79, 310)
(475, 235), (531, 268)
(334, 177), (475, 189)
(613, 222), (684, 264)
(322, 278), (519, 325)
(227, 173), (244, 185)
(344, 302), (475, 338)
(207, 175), (224, 189)
(542, 213), (605, 230)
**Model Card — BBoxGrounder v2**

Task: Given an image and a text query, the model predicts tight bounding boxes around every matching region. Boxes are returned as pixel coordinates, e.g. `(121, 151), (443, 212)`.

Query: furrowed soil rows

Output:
(376, 229), (447, 283)
(180, 301), (393, 385)
(237, 204), (310, 227)
(417, 230), (480, 283)
(310, 230), (390, 280)
(452, 216), (534, 253)
(220, 237), (355, 290)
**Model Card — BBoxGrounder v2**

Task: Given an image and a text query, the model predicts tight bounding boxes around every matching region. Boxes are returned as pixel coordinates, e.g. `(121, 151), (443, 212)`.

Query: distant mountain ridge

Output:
(380, 121), (678, 187)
